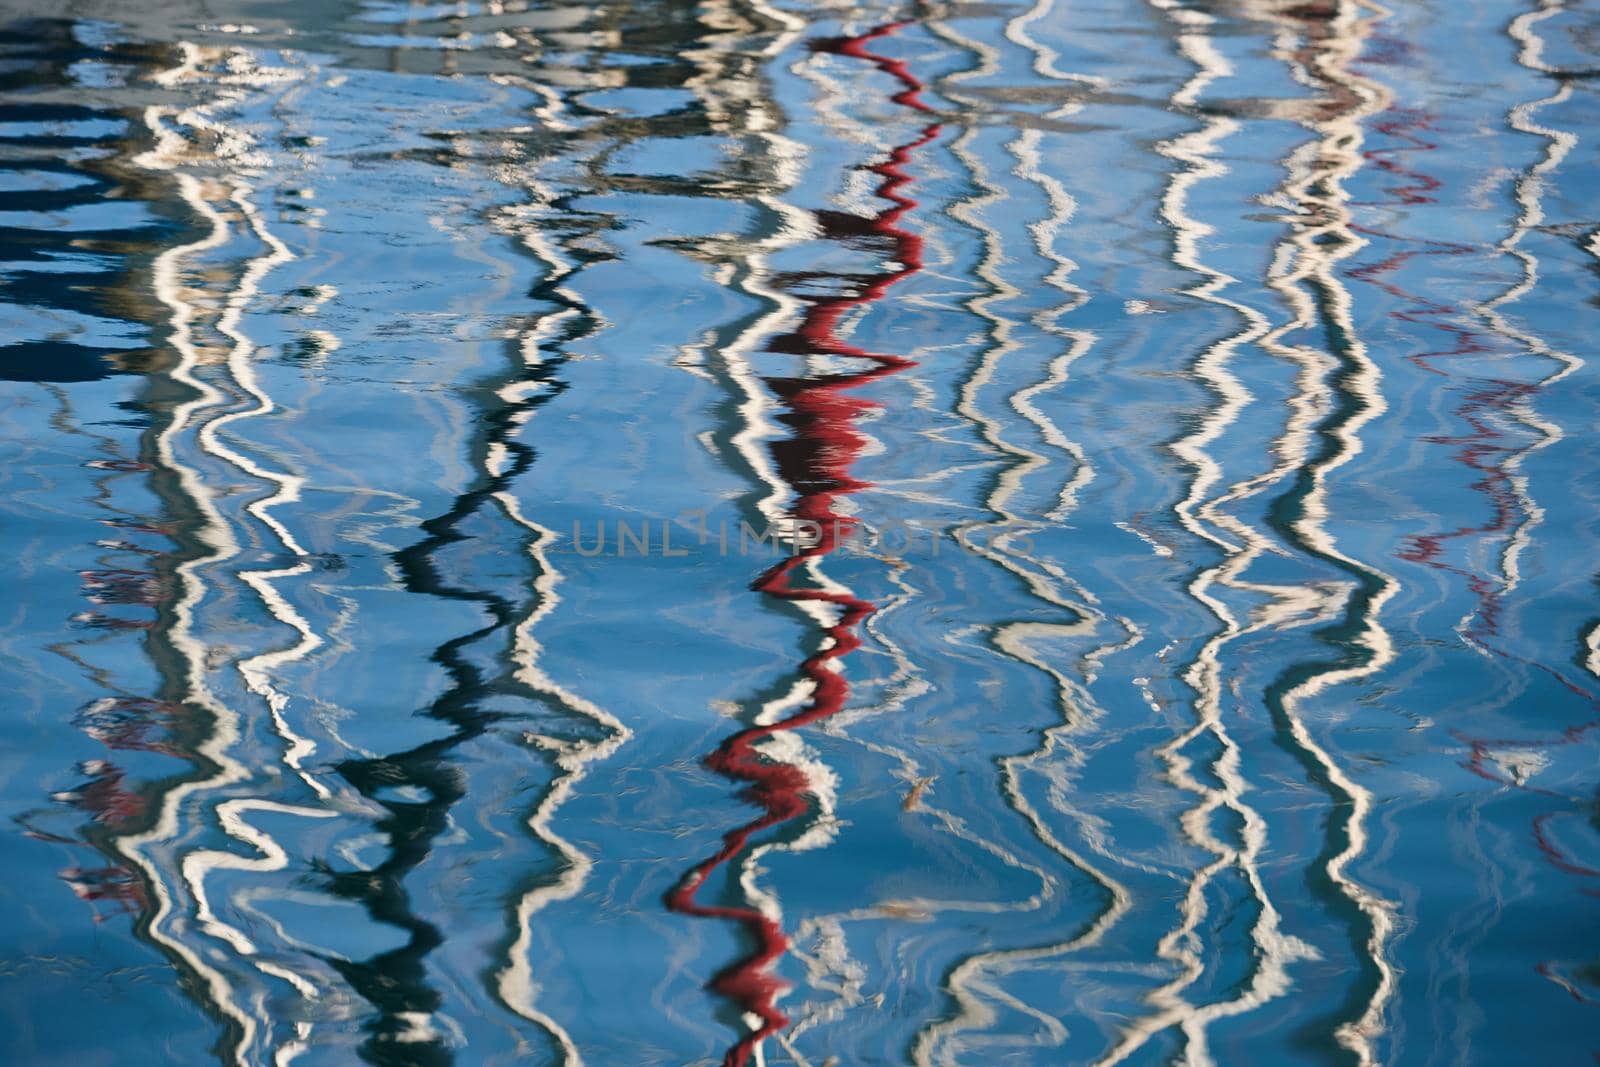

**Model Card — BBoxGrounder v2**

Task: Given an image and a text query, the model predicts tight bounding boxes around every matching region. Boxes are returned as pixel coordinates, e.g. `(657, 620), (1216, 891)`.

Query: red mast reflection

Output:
(666, 17), (941, 1066)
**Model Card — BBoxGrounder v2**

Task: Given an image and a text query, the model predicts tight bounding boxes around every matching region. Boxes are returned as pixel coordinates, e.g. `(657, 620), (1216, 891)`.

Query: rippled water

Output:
(2, 0), (1598, 1063)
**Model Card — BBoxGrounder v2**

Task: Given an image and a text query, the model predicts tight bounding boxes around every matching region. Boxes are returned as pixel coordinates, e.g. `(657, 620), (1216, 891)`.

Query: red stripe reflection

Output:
(666, 19), (941, 1067)
(1350, 107), (1600, 897)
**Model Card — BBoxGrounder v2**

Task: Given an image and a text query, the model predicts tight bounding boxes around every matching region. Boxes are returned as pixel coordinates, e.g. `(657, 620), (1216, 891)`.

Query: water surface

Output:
(1, 0), (1598, 1064)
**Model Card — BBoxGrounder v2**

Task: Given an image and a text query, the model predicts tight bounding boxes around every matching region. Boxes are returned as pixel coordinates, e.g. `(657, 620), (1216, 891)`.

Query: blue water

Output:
(1, 1), (1597, 1064)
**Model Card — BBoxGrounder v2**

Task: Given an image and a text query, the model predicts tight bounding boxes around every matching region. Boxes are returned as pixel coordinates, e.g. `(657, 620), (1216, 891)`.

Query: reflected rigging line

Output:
(1259, 3), (1400, 1063)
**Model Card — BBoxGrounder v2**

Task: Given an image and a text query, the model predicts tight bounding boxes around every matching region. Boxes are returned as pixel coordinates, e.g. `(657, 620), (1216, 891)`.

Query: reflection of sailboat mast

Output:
(1097, 6), (1308, 1062)
(481, 2), (827, 1055)
(315, 181), (618, 1065)
(1253, 3), (1400, 1062)
(487, 91), (629, 1067)
(908, 10), (1141, 1062)
(110, 43), (302, 1063)
(665, 14), (940, 1065)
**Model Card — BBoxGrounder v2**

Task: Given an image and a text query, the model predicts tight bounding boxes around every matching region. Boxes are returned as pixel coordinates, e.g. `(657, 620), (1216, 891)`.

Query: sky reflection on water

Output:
(0, 0), (1598, 1064)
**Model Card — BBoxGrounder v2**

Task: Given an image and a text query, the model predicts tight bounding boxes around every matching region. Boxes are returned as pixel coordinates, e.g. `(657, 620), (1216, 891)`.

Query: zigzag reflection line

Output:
(115, 45), (349, 1063)
(114, 78), (258, 1065)
(210, 181), (336, 814)
(1005, 0), (1107, 92)
(1012, 126), (1095, 522)
(665, 15), (943, 1063)
(1096, 9), (1321, 1064)
(468, 76), (620, 1057)
(773, 13), (1132, 1054)
(154, 82), (351, 1042)
(1455, 72), (1579, 658)
(487, 6), (817, 1057)
(690, 103), (824, 1067)
(906, 21), (1138, 1045)
(1469, 2), (1586, 670)
(492, 494), (632, 1066)
(1260, 3), (1401, 1062)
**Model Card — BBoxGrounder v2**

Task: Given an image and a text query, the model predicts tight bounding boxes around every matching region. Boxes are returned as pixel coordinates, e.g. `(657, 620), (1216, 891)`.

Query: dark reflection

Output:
(315, 205), (603, 1067)
(0, 20), (174, 382)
